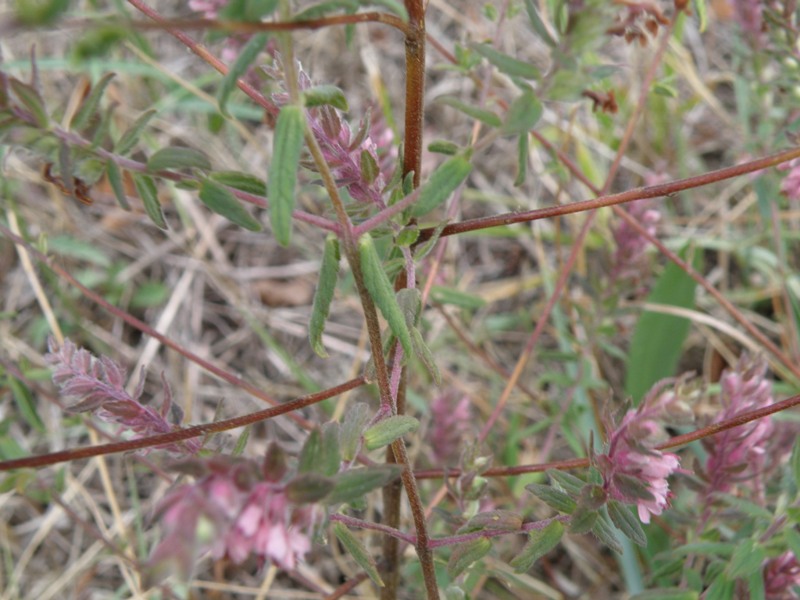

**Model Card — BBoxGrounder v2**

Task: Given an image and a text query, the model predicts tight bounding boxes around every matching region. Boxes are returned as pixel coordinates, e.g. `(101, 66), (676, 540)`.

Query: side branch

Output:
(417, 147), (800, 242)
(0, 377), (365, 471)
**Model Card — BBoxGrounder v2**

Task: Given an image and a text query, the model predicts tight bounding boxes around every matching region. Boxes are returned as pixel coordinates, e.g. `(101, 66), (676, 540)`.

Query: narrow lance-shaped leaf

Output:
(410, 154), (472, 218)
(309, 235), (340, 358)
(298, 428), (323, 474)
(607, 499), (647, 547)
(510, 520), (564, 572)
(105, 160), (130, 210)
(501, 89), (543, 135)
(411, 326), (441, 385)
(319, 422), (341, 477)
(363, 415), (419, 451)
(302, 85), (349, 111)
(624, 245), (701, 403)
(148, 147), (212, 172)
(10, 78), (48, 128)
(114, 109), (156, 155)
(340, 402), (370, 462)
(447, 538), (492, 578)
(268, 104), (305, 246)
(333, 522), (384, 587)
(357, 234), (413, 356)
(515, 132), (529, 187)
(471, 42), (540, 80)
(209, 171), (267, 196)
(325, 465), (404, 505)
(198, 179), (262, 231)
(436, 96), (503, 128)
(132, 174), (167, 229)
(217, 33), (269, 115)
(524, 0), (558, 47)
(71, 72), (115, 132)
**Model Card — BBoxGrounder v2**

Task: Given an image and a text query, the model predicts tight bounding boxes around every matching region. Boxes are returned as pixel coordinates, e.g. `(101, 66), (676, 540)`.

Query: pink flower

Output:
(268, 59), (396, 207)
(764, 551), (800, 599)
(45, 338), (199, 455)
(703, 355), (774, 497)
(149, 455), (314, 580)
(598, 380), (687, 524)
(430, 391), (472, 463)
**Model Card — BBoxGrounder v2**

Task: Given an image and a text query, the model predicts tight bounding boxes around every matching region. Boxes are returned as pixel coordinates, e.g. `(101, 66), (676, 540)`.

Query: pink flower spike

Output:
(45, 338), (199, 455)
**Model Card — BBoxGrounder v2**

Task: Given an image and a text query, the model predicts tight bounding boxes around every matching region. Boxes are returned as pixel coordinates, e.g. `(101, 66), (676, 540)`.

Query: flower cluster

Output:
(611, 198), (661, 286)
(764, 551), (800, 600)
(149, 454), (314, 580)
(45, 339), (199, 455)
(702, 355), (774, 496)
(597, 380), (690, 523)
(430, 390), (473, 463)
(268, 60), (396, 207)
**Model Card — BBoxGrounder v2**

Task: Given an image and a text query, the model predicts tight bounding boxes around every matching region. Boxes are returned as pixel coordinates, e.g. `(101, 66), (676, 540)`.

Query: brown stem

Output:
(0, 376), (365, 471)
(381, 369), (406, 599)
(416, 146), (800, 243)
(402, 0), (426, 187)
(123, 12), (409, 35)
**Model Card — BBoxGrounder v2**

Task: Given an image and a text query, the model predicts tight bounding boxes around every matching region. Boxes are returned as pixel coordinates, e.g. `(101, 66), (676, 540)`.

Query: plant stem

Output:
(0, 376), (366, 471)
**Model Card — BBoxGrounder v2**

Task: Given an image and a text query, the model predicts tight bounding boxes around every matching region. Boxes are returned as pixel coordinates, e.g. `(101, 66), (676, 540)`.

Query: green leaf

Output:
(105, 160), (130, 210)
(746, 569), (765, 600)
(791, 437), (800, 489)
(461, 510), (523, 533)
(71, 73), (115, 132)
(209, 171), (267, 196)
(217, 33), (269, 115)
(607, 500), (646, 546)
(366, 0), (408, 21)
(524, 0), (558, 47)
(568, 505), (598, 535)
(363, 415), (419, 451)
(436, 96), (503, 128)
(319, 422), (341, 476)
(340, 402), (370, 462)
(727, 539), (766, 578)
(430, 286), (486, 310)
(285, 473), (335, 503)
(298, 428), (323, 474)
(624, 245), (701, 402)
(360, 149), (379, 184)
(704, 574), (735, 600)
(428, 140), (460, 155)
(219, 0), (279, 20)
(501, 89), (543, 135)
(114, 109), (157, 155)
(526, 483), (577, 514)
(8, 377), (45, 433)
(130, 281), (169, 309)
(471, 42), (540, 80)
(148, 147), (212, 172)
(333, 522), (384, 587)
(302, 85), (349, 111)
(630, 589), (699, 600)
(447, 538), (492, 578)
(309, 235), (341, 358)
(231, 425), (251, 456)
(198, 179), (262, 231)
(132, 174), (167, 229)
(71, 25), (127, 62)
(325, 465), (404, 505)
(693, 0), (708, 33)
(510, 520), (564, 572)
(784, 527), (800, 559)
(10, 78), (48, 128)
(547, 469), (586, 496)
(268, 104), (305, 246)
(411, 326), (441, 385)
(590, 510), (622, 553)
(14, 0), (70, 25)
(410, 155), (472, 218)
(358, 234), (414, 356)
(515, 132), (529, 186)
